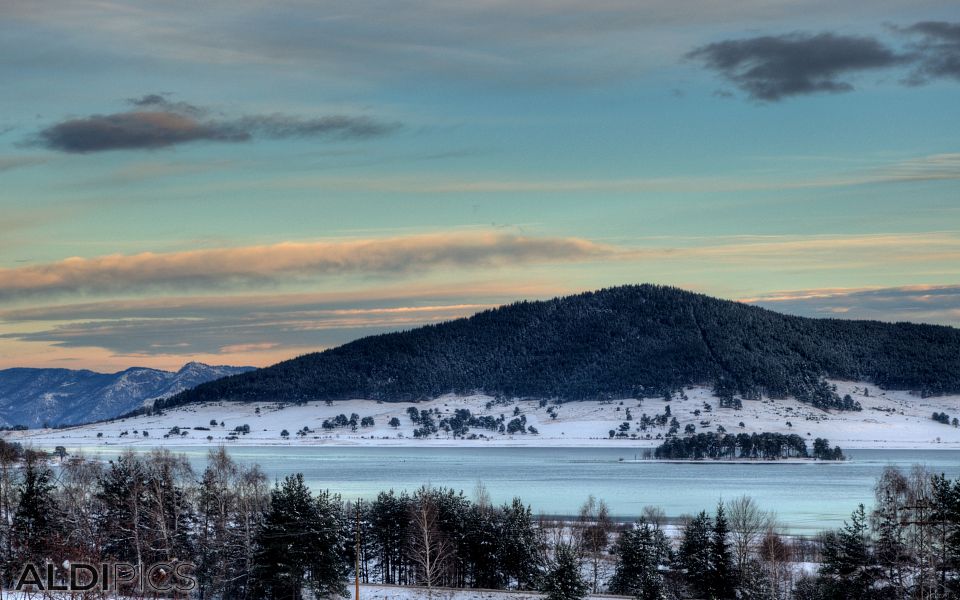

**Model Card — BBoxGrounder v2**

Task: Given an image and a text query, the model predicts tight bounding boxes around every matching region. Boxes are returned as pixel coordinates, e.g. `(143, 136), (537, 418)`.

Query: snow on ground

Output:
(4, 381), (960, 450)
(0, 586), (628, 599)
(357, 584), (628, 599)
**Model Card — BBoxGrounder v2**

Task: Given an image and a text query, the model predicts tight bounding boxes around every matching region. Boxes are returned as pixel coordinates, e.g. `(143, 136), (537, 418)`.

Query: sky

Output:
(1, 0), (959, 372)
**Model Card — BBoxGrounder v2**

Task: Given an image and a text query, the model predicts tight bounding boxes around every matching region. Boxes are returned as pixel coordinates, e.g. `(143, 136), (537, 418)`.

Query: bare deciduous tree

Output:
(759, 526), (793, 598)
(728, 495), (773, 578)
(408, 488), (453, 598)
(575, 495), (613, 593)
(642, 505), (666, 530)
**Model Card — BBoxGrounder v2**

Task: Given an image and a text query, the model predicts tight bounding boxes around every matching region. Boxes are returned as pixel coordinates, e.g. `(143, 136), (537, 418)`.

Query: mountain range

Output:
(159, 285), (960, 411)
(0, 362), (254, 428)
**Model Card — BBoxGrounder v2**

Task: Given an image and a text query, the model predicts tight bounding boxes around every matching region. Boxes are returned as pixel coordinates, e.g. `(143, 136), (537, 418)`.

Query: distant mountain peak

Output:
(0, 362), (255, 428)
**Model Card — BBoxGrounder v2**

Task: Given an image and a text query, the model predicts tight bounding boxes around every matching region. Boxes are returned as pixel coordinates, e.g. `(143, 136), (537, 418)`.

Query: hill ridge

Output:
(158, 285), (960, 411)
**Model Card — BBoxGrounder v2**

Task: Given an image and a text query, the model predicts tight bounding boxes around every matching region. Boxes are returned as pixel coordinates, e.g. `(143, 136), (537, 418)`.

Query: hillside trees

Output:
(161, 285), (960, 410)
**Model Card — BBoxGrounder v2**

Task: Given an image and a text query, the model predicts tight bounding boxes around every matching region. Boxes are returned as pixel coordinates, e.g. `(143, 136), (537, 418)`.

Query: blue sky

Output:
(1, 1), (959, 370)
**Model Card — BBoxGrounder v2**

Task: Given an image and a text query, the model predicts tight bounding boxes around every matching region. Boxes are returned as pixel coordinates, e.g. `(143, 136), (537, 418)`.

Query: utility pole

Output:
(355, 499), (361, 600)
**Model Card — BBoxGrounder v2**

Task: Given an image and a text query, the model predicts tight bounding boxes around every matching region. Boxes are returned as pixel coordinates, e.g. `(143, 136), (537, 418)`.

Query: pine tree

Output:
(819, 504), (876, 599)
(250, 474), (348, 599)
(930, 474), (960, 597)
(96, 451), (149, 566)
(873, 490), (909, 596)
(678, 511), (713, 597)
(500, 497), (542, 589)
(543, 542), (588, 600)
(708, 502), (736, 599)
(609, 520), (669, 600)
(737, 560), (774, 600)
(12, 459), (60, 565)
(466, 500), (502, 589)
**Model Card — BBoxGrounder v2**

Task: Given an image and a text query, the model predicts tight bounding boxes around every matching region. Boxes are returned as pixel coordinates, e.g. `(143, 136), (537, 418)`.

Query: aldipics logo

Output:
(14, 561), (197, 594)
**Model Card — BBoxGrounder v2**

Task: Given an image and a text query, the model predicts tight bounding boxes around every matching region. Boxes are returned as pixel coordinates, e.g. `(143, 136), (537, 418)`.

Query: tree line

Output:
(160, 285), (960, 412)
(653, 432), (844, 461)
(0, 440), (958, 599)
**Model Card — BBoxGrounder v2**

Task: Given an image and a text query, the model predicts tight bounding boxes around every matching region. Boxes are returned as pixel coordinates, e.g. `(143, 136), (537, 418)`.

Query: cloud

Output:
(234, 114), (399, 140)
(33, 96), (399, 153)
(0, 233), (620, 299)
(127, 93), (206, 116)
(0, 281), (564, 359)
(0, 155), (46, 172)
(899, 21), (960, 83)
(37, 111), (249, 153)
(744, 284), (960, 326)
(247, 152), (960, 194)
(688, 32), (906, 100)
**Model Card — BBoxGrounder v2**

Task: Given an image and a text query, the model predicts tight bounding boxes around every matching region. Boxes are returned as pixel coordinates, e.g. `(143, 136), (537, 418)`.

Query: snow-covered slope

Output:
(0, 362), (254, 428)
(8, 381), (960, 450)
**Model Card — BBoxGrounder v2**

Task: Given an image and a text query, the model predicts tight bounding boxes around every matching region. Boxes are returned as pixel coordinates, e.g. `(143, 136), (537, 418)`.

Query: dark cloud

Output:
(34, 96), (399, 153)
(688, 33), (906, 101)
(38, 112), (249, 153)
(899, 21), (960, 83)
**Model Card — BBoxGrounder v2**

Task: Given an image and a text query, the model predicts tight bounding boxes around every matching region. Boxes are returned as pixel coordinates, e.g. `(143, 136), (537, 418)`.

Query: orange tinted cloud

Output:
(0, 233), (619, 299)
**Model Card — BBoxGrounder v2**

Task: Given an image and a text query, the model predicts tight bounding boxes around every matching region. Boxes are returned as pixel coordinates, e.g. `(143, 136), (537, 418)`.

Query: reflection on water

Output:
(71, 446), (960, 533)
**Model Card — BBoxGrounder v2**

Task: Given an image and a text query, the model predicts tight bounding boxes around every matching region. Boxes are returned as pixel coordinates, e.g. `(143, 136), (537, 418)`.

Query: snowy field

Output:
(357, 584), (629, 599)
(5, 381), (960, 450)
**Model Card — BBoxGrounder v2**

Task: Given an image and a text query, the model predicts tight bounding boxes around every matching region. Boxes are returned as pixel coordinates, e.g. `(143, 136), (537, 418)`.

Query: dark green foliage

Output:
(159, 285), (960, 410)
(817, 504), (877, 599)
(250, 474), (348, 599)
(655, 432), (829, 460)
(609, 520), (671, 599)
(709, 503), (736, 599)
(543, 542), (588, 600)
(931, 474), (960, 596)
(499, 497), (542, 589)
(679, 511), (714, 598)
(812, 438), (844, 460)
(11, 460), (60, 564)
(677, 506), (736, 599)
(933, 411), (951, 424)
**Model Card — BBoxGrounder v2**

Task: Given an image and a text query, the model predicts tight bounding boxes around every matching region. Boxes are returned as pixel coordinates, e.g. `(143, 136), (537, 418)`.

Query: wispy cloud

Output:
(31, 95), (400, 153)
(744, 284), (960, 325)
(0, 233), (620, 299)
(0, 281), (565, 359)
(250, 152), (960, 194)
(0, 155), (47, 172)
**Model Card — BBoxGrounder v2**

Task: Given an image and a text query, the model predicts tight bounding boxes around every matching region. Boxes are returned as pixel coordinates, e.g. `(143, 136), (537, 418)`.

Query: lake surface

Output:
(78, 446), (960, 533)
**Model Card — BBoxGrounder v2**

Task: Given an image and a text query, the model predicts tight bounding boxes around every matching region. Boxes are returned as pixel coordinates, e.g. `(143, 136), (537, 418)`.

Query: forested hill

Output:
(159, 285), (960, 411)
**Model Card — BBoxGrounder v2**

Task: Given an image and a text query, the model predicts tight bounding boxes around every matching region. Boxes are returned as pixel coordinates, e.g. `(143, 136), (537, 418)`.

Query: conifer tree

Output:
(251, 474), (348, 599)
(609, 519), (669, 599)
(500, 497), (542, 590)
(819, 504), (875, 599)
(12, 459), (59, 565)
(678, 511), (713, 597)
(543, 542), (588, 600)
(708, 502), (736, 599)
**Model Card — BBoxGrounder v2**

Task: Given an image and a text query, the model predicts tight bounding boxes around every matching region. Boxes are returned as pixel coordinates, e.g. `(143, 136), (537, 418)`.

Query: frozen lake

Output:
(77, 446), (960, 533)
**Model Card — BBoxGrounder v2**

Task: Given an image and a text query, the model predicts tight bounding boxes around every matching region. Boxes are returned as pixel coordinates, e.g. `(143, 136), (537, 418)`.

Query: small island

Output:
(653, 432), (844, 461)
